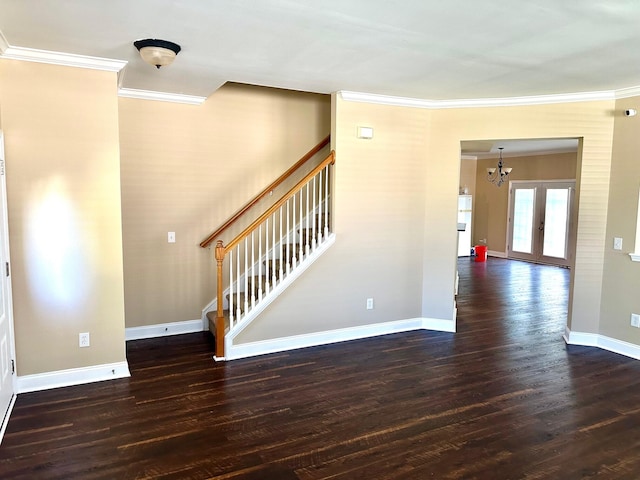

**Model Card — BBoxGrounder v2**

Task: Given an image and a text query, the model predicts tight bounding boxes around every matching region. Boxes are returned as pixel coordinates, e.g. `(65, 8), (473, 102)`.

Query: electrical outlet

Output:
(366, 298), (374, 310)
(79, 332), (90, 348)
(632, 314), (640, 328)
(168, 232), (176, 243)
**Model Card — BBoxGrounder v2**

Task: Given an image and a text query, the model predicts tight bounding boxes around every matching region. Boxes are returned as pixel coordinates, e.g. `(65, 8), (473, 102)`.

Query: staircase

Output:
(207, 213), (329, 325)
(200, 139), (336, 360)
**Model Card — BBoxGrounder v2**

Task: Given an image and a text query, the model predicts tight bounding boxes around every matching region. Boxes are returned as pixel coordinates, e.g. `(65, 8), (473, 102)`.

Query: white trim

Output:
(118, 88), (206, 105)
(0, 393), (16, 445)
(488, 250), (507, 258)
(222, 316), (455, 361)
(0, 46), (126, 72)
(563, 328), (640, 360)
(125, 319), (204, 341)
(630, 253), (640, 262)
(16, 361), (130, 394)
(340, 89), (616, 110)
(615, 85), (640, 99)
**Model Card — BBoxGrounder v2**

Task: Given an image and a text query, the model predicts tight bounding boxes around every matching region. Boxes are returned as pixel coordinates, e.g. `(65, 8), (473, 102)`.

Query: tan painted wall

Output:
(459, 158), (477, 196)
(473, 152), (577, 252)
(0, 60), (125, 375)
(236, 98), (614, 344)
(118, 83), (330, 328)
(599, 97), (640, 342)
(236, 95), (429, 342)
(426, 102), (614, 333)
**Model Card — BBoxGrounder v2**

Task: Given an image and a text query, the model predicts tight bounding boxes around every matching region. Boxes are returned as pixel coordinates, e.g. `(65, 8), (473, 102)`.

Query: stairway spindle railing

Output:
(213, 151), (335, 358)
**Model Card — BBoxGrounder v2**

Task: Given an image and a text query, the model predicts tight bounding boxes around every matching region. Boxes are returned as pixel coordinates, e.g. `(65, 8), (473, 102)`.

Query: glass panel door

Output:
(512, 188), (536, 254)
(508, 181), (575, 267)
(542, 188), (570, 258)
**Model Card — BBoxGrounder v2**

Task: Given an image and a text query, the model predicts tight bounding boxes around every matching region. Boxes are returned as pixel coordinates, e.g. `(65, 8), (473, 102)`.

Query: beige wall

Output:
(236, 99), (615, 342)
(426, 103), (614, 332)
(237, 99), (614, 343)
(236, 95), (429, 342)
(599, 97), (640, 342)
(0, 54), (633, 375)
(0, 60), (125, 375)
(459, 158), (477, 196)
(118, 83), (330, 328)
(473, 152), (577, 252)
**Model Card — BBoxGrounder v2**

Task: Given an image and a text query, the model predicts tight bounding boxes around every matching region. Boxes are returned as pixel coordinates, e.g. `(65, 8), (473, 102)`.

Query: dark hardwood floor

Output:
(2, 258), (640, 479)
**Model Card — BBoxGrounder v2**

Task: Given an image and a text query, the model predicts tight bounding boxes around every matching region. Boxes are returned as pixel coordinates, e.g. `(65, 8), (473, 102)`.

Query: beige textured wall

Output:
(599, 97), (640, 342)
(235, 95), (429, 343)
(0, 60), (126, 375)
(118, 83), (330, 328)
(473, 152), (577, 252)
(459, 158), (477, 196)
(237, 99), (614, 343)
(426, 102), (614, 332)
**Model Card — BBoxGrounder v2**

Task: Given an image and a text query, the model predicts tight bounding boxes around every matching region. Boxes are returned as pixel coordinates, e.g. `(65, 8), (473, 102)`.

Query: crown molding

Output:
(0, 45), (126, 72)
(118, 87), (206, 105)
(340, 89), (617, 109)
(615, 85), (640, 99)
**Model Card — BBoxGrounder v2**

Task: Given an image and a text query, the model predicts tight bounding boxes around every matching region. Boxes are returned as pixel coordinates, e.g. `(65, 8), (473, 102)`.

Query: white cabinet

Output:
(458, 195), (472, 256)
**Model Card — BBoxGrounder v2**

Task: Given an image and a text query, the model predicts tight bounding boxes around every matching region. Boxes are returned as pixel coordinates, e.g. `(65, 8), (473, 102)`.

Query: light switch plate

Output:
(168, 232), (176, 243)
(614, 237), (623, 250)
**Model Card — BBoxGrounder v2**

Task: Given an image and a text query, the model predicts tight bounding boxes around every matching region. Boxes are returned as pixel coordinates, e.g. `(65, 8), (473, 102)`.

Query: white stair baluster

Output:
(292, 193), (297, 269)
(271, 212), (277, 287)
(251, 231), (255, 309)
(312, 175), (317, 250)
(305, 181), (310, 255)
(236, 244), (241, 320)
(265, 218), (270, 295)
(258, 224), (263, 301)
(229, 249), (234, 326)
(318, 168), (323, 243)
(279, 206), (284, 280)
(286, 199), (291, 275)
(324, 165), (330, 237)
(243, 237), (249, 314)
(299, 186), (304, 261)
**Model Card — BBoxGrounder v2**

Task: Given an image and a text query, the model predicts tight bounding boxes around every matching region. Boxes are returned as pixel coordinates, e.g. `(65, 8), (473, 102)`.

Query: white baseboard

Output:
(17, 361), (130, 394)
(488, 250), (507, 258)
(125, 319), (204, 341)
(564, 327), (640, 360)
(223, 317), (455, 361)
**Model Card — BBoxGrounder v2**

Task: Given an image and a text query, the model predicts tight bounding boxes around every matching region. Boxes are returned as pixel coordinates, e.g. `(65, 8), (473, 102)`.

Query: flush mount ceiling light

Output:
(486, 147), (512, 187)
(133, 38), (181, 69)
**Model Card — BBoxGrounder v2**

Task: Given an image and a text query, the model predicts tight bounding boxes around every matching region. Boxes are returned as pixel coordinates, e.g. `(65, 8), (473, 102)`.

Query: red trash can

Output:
(475, 245), (487, 262)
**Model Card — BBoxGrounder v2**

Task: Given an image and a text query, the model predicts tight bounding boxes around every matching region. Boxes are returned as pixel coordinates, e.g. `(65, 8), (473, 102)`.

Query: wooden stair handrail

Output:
(200, 134), (330, 248)
(220, 150), (335, 256)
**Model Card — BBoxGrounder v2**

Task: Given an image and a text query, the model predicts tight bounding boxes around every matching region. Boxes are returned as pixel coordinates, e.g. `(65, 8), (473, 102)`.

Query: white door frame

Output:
(0, 131), (17, 444)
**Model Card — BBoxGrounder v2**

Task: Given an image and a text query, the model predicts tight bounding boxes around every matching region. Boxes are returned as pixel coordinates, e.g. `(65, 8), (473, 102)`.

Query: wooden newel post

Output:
(215, 240), (226, 358)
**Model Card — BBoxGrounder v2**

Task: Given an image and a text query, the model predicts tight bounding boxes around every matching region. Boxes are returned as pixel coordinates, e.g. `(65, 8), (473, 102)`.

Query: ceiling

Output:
(1, 0), (640, 103)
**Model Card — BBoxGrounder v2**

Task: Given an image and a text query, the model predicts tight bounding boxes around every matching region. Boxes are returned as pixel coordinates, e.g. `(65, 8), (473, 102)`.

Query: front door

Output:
(508, 181), (575, 267)
(0, 132), (16, 442)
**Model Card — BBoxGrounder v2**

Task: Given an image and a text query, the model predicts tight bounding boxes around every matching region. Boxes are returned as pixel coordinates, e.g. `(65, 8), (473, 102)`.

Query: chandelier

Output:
(486, 147), (512, 187)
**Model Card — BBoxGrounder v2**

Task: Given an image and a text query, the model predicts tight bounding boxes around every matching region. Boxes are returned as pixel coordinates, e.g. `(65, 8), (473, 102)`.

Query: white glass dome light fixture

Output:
(486, 147), (512, 187)
(133, 39), (181, 69)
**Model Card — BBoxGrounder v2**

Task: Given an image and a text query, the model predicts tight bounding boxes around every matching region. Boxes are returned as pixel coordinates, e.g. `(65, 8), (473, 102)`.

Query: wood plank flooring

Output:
(2, 258), (640, 478)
